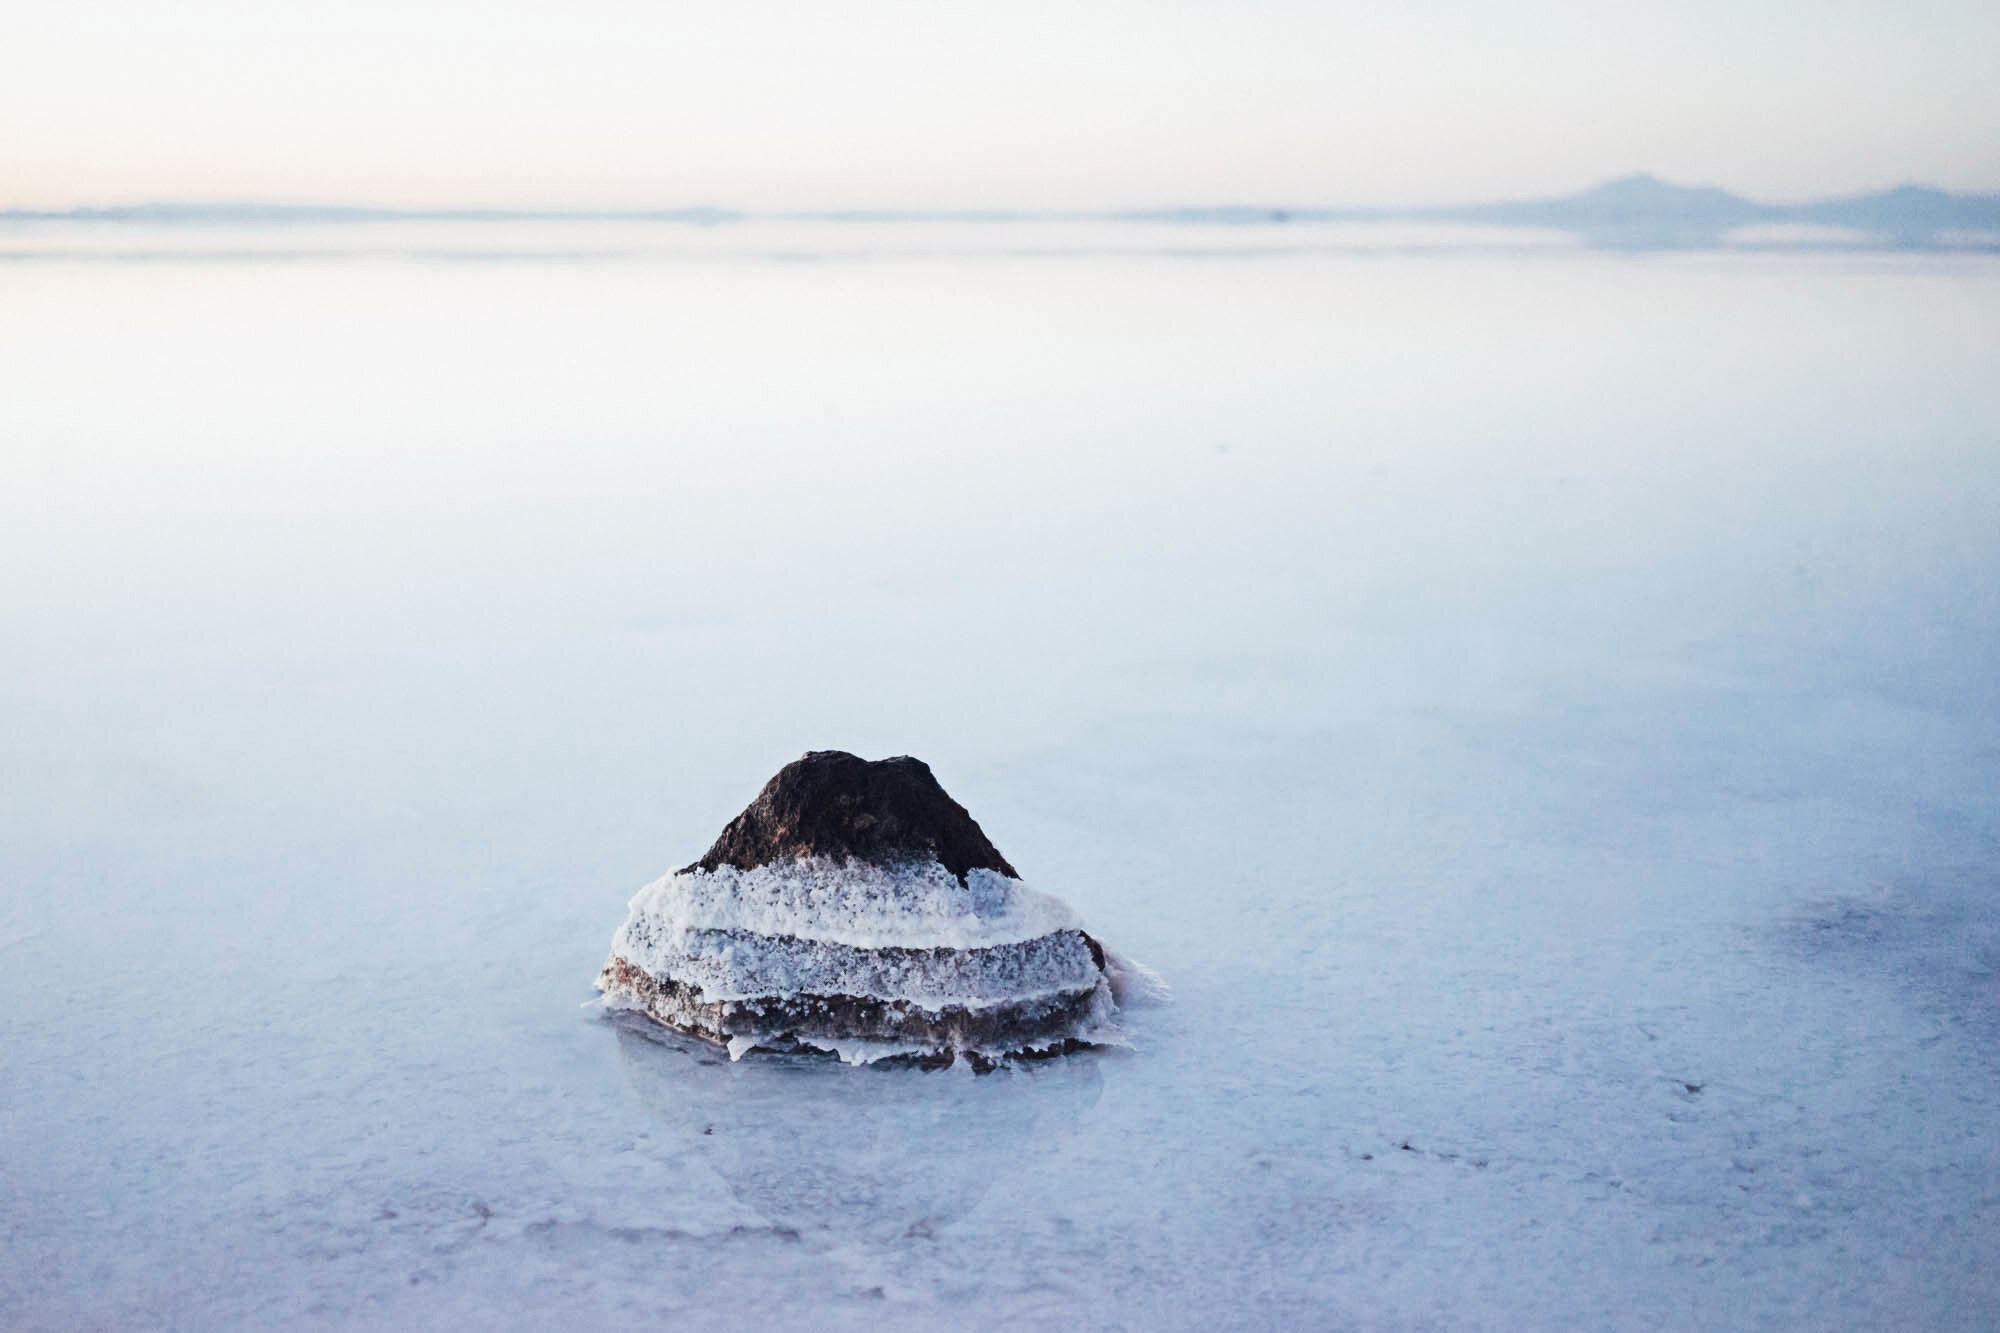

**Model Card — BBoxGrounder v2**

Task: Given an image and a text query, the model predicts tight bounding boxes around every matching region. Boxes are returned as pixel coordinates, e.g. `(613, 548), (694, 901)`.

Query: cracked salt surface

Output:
(4, 241), (1999, 1328)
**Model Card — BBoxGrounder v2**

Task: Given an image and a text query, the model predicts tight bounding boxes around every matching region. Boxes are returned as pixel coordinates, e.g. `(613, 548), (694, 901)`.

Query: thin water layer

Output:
(3, 243), (1998, 1329)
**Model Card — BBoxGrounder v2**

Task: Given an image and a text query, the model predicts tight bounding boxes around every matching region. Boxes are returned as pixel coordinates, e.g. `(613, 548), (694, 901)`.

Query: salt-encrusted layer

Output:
(1101, 944), (1173, 1008)
(619, 857), (1079, 951)
(598, 853), (1144, 1065)
(597, 956), (1127, 1064)
(613, 922), (1103, 1010)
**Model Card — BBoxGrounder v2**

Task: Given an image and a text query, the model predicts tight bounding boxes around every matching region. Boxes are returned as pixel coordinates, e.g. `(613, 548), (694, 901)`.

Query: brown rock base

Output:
(599, 955), (1106, 1068)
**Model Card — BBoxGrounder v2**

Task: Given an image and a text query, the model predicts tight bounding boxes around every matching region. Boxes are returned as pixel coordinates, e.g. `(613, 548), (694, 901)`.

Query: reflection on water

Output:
(3, 241), (1998, 1327)
(612, 1013), (1104, 1242)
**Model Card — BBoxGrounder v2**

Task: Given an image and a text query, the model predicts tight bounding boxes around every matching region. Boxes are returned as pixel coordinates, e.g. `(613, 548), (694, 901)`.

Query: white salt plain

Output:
(2, 226), (1997, 1328)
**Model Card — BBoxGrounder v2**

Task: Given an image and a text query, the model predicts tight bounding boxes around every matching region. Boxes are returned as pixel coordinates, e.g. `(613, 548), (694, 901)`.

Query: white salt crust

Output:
(618, 858), (1081, 951)
(598, 855), (1156, 1063)
(612, 924), (1102, 1010)
(1101, 946), (1172, 1007)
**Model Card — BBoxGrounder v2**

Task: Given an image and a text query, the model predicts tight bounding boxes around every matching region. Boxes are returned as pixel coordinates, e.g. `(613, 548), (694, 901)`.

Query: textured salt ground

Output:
(4, 247), (1998, 1330)
(11, 715), (1992, 1330)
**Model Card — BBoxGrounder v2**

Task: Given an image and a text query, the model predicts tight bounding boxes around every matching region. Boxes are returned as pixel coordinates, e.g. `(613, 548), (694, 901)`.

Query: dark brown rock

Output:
(683, 750), (1019, 883)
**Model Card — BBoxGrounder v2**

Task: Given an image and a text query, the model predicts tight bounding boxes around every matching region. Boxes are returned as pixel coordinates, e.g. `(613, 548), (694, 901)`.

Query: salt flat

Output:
(2, 228), (1996, 1328)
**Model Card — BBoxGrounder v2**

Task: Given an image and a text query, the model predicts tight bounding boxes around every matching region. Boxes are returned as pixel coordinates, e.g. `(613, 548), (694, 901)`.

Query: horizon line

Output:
(8, 173), (2000, 223)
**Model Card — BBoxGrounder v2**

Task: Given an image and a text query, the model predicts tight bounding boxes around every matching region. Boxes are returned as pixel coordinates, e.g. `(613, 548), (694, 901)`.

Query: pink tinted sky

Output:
(5, 0), (1997, 211)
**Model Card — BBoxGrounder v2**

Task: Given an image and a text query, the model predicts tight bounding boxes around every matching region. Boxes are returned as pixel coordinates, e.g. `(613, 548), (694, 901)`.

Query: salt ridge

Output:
(612, 923), (1103, 1010)
(616, 857), (1081, 951)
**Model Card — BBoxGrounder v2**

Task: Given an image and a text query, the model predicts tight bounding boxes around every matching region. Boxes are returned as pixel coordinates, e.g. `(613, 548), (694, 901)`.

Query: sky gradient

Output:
(6, 0), (1998, 210)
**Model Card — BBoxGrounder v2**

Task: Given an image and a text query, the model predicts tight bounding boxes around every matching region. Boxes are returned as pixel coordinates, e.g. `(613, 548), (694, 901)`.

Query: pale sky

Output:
(5, 0), (1997, 211)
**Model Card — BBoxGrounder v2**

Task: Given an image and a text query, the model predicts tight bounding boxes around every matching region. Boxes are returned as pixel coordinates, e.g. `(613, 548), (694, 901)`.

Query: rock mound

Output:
(685, 750), (1018, 883)
(597, 751), (1152, 1068)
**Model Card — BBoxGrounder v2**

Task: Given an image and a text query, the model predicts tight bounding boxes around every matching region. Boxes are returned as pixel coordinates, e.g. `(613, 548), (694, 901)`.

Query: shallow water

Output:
(3, 229), (1997, 1328)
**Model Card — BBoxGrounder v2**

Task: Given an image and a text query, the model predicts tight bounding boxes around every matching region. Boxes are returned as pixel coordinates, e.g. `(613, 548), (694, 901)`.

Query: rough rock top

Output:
(682, 751), (1020, 884)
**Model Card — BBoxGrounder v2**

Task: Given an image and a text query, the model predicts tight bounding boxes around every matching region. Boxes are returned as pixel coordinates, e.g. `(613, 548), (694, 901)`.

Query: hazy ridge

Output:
(7, 175), (1999, 250)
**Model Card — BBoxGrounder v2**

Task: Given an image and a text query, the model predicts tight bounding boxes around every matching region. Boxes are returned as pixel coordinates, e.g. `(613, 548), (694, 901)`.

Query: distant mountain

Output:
(1427, 174), (2000, 248)
(1114, 176), (2000, 249)
(1435, 174), (1766, 248)
(1448, 175), (1765, 229)
(1787, 185), (2000, 242)
(6, 180), (1998, 251)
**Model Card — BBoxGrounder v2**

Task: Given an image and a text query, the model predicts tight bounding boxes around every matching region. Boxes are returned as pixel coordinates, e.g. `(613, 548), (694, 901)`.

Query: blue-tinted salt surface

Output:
(2, 229), (1997, 1328)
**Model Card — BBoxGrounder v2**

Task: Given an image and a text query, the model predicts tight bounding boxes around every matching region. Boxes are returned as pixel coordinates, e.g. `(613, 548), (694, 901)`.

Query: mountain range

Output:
(1117, 176), (2000, 247)
(7, 176), (1998, 249)
(1443, 175), (2000, 247)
